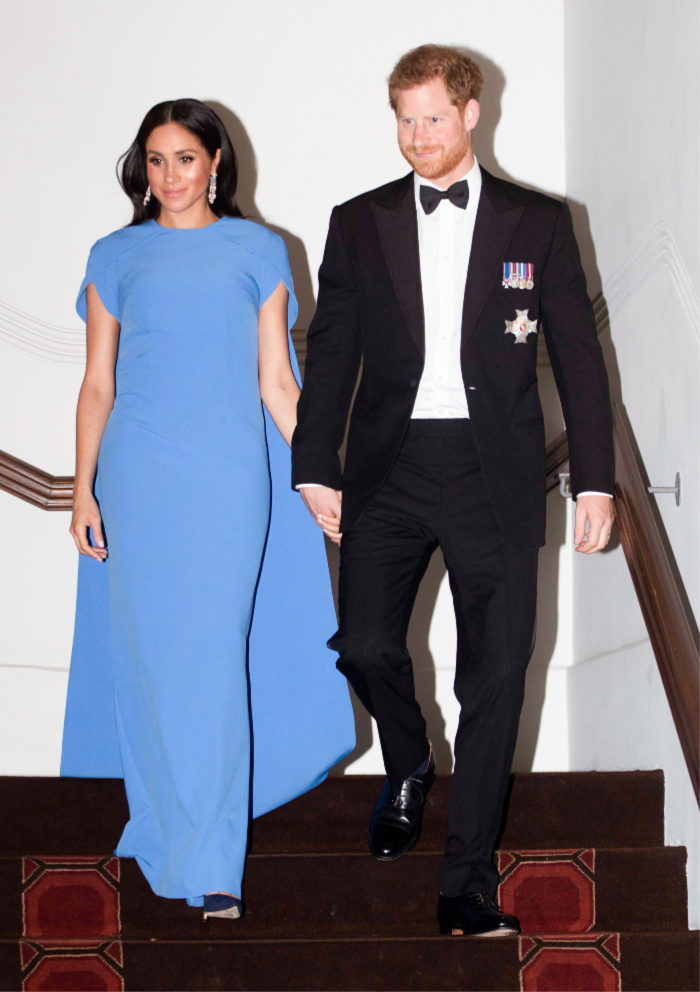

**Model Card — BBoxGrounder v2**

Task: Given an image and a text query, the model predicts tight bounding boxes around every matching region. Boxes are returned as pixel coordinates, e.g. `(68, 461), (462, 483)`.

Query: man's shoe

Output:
(368, 744), (435, 860)
(437, 892), (520, 937)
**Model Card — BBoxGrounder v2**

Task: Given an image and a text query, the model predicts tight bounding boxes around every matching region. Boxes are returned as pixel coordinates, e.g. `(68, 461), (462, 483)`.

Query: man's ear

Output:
(462, 99), (480, 134)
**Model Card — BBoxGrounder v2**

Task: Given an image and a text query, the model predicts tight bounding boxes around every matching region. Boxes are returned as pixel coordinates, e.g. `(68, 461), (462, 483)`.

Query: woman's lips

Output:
(162, 188), (186, 198)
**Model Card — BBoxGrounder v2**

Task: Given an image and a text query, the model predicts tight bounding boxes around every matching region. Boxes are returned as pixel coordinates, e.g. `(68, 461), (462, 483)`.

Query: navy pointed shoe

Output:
(203, 893), (243, 920)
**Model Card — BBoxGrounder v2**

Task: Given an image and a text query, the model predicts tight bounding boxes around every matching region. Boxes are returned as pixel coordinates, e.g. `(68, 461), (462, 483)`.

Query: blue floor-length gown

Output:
(60, 217), (355, 906)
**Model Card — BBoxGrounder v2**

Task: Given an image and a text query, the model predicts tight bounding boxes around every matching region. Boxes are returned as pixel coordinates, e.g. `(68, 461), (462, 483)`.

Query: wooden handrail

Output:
(544, 404), (699, 803)
(612, 403), (699, 802)
(2, 403), (698, 802)
(0, 450), (73, 510)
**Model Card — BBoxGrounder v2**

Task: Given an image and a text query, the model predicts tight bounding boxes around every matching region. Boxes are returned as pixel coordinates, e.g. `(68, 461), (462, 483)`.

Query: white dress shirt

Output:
(411, 160), (481, 419)
(410, 159), (610, 498)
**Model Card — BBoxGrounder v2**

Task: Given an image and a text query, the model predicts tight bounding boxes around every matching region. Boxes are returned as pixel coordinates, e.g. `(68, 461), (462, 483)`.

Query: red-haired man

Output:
(293, 44), (614, 937)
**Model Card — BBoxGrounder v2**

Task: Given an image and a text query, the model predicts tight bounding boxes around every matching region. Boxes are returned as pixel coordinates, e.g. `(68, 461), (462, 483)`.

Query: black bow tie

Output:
(419, 180), (469, 215)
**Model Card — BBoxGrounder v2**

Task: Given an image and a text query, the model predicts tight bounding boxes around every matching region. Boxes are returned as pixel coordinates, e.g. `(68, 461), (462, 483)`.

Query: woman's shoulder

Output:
(86, 223), (158, 272)
(218, 218), (289, 266)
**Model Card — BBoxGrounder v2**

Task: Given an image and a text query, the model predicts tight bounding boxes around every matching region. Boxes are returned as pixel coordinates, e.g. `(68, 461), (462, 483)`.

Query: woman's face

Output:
(145, 122), (221, 217)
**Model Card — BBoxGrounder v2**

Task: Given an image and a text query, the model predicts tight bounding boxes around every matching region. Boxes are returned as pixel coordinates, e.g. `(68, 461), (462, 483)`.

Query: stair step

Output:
(1, 847), (686, 941)
(0, 770), (664, 856)
(254, 771), (666, 852)
(2, 932), (697, 991)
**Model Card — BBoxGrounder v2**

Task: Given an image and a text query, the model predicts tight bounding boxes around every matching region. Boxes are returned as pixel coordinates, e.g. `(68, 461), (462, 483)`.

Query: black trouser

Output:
(331, 419), (538, 897)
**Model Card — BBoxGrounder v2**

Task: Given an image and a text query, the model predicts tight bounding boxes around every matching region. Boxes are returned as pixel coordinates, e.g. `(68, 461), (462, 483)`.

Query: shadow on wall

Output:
(207, 99), (381, 772)
(512, 491), (564, 770)
(208, 100), (376, 768)
(207, 40), (624, 777)
(566, 197), (624, 412)
(467, 50), (625, 420)
(464, 47), (626, 768)
(207, 102), (316, 329)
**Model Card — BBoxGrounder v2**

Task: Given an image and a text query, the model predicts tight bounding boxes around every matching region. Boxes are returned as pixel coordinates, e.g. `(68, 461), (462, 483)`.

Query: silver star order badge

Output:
(505, 309), (538, 345)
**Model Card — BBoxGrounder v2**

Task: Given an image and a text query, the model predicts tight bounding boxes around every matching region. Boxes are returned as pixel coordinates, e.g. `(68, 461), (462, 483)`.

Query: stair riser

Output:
(2, 933), (697, 992)
(0, 771), (665, 856)
(1, 847), (686, 941)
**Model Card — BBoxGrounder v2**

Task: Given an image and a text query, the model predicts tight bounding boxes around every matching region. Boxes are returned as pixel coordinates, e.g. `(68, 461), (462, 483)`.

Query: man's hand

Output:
(300, 486), (343, 546)
(574, 494), (615, 553)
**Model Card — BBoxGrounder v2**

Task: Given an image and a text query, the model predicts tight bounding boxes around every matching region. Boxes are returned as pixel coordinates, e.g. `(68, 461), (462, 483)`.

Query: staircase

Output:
(0, 771), (697, 991)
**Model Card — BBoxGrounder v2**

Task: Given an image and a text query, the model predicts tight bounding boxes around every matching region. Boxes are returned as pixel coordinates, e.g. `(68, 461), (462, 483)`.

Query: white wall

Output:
(564, 0), (700, 926)
(0, 0), (569, 777)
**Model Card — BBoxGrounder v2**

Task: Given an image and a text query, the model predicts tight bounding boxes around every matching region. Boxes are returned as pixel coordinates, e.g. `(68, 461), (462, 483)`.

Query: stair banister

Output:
(546, 402), (700, 804)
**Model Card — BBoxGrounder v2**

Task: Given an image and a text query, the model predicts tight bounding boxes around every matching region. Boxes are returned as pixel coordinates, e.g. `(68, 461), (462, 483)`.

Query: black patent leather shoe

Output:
(438, 891), (520, 937)
(368, 744), (435, 860)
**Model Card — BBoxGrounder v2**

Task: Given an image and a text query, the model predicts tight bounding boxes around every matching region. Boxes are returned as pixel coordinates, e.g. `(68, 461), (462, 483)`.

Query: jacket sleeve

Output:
(292, 207), (362, 490)
(539, 201), (615, 499)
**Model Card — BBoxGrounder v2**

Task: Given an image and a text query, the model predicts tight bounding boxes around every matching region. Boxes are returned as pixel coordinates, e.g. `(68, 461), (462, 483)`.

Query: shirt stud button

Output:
(409, 379), (417, 388)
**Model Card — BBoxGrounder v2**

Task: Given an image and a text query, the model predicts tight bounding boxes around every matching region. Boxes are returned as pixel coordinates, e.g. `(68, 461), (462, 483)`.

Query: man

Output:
(293, 45), (615, 937)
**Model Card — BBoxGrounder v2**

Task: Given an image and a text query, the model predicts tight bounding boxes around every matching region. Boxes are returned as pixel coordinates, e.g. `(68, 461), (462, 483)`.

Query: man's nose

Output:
(413, 124), (428, 145)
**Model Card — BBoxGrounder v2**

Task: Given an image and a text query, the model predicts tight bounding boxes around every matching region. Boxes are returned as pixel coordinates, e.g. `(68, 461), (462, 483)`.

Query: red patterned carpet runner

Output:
(519, 933), (622, 992)
(20, 856), (124, 991)
(498, 848), (597, 933)
(9, 850), (648, 991)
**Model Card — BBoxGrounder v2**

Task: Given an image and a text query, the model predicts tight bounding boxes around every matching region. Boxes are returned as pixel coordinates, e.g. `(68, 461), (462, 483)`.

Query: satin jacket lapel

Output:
(370, 175), (425, 356)
(461, 169), (524, 348)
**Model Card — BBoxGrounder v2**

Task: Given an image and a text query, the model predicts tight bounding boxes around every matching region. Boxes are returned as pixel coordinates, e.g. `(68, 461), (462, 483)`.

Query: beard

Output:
(399, 129), (471, 180)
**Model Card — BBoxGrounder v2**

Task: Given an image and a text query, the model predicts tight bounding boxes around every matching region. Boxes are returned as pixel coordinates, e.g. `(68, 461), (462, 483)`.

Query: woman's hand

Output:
(318, 512), (342, 545)
(70, 281), (119, 561)
(70, 490), (108, 561)
(300, 486), (343, 546)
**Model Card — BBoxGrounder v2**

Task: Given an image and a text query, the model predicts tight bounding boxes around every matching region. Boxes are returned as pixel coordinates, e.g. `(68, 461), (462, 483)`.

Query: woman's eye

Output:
(148, 158), (162, 165)
(180, 156), (193, 163)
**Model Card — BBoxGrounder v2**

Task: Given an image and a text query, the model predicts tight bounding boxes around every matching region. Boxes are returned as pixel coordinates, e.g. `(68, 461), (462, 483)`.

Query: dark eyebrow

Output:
(146, 148), (199, 156)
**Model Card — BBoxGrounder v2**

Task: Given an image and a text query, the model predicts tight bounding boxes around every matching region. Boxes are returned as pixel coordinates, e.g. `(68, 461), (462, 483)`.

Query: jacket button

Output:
(409, 379), (417, 388)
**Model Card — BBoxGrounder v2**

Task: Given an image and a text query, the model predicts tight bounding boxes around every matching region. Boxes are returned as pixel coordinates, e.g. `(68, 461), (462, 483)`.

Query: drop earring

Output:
(143, 186), (152, 207)
(208, 173), (217, 205)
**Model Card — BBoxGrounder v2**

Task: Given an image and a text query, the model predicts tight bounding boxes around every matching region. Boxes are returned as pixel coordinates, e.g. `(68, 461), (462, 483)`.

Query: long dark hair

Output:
(118, 99), (244, 225)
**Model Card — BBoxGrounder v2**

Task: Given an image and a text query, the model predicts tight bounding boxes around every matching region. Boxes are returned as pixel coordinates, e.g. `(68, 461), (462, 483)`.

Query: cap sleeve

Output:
(257, 234), (299, 331)
(76, 239), (120, 322)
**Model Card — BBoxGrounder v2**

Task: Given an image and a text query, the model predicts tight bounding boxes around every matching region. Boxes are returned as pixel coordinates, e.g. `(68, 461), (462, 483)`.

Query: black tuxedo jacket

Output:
(292, 168), (614, 549)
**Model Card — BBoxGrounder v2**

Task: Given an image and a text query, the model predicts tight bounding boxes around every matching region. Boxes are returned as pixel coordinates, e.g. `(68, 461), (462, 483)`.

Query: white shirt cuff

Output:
(577, 491), (614, 498)
(296, 483), (323, 489)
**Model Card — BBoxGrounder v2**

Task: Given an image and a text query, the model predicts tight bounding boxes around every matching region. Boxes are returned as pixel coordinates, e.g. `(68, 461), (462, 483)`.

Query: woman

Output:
(61, 99), (354, 920)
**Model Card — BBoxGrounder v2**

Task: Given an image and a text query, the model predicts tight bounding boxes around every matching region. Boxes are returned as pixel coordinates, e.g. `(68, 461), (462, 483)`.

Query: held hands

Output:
(70, 491), (108, 561)
(574, 494), (615, 554)
(300, 486), (343, 546)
